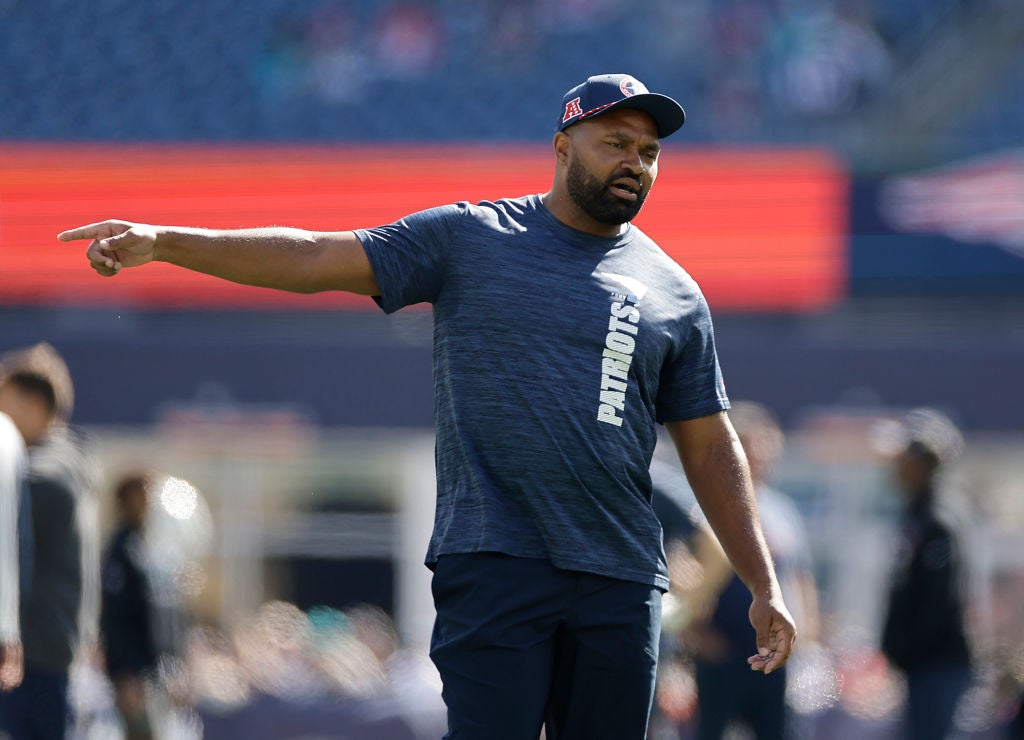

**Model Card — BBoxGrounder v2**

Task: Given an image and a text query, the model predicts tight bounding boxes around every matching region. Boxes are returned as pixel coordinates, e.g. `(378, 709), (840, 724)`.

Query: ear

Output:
(553, 131), (571, 166)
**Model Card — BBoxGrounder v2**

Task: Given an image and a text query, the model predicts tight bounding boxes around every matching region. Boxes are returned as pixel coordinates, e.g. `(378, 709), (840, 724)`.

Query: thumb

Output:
(750, 599), (768, 650)
(97, 229), (133, 251)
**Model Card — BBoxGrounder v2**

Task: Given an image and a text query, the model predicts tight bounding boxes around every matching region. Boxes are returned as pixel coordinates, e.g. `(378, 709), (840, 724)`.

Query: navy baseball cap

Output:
(557, 74), (686, 138)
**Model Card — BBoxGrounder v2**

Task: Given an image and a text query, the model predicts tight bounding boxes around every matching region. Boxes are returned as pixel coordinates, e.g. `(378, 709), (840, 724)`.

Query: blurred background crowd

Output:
(2, 0), (1023, 168)
(2, 0), (1024, 738)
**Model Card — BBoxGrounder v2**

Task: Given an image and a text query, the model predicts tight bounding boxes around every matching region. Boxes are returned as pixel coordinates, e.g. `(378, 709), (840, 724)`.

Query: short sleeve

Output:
(355, 203), (466, 313)
(655, 292), (729, 423)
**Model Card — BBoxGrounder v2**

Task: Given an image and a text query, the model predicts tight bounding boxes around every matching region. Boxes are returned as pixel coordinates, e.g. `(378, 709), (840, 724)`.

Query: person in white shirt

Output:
(0, 410), (27, 690)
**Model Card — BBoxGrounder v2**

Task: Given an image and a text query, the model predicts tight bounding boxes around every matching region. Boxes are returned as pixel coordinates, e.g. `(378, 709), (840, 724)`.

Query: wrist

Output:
(151, 226), (169, 263)
(749, 575), (782, 601)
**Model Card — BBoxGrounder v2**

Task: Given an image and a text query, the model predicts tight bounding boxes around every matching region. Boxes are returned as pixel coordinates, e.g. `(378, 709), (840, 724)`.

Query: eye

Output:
(606, 140), (624, 149)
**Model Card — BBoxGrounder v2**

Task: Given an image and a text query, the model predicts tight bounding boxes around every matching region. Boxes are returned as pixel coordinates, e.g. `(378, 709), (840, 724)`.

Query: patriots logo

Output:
(599, 272), (649, 304)
(619, 77), (649, 98)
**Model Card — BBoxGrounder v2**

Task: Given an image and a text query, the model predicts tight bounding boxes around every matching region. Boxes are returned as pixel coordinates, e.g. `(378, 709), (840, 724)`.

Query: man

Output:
(60, 73), (796, 739)
(100, 472), (158, 740)
(880, 408), (971, 740)
(0, 343), (101, 739)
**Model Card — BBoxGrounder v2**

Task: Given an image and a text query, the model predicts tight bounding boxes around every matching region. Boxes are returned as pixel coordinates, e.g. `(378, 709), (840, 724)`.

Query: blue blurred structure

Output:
(1, 0), (1022, 168)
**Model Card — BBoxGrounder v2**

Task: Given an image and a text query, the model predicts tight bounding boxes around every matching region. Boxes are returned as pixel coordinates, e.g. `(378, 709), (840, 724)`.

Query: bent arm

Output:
(666, 412), (776, 597)
(59, 221), (379, 296)
(665, 411), (796, 672)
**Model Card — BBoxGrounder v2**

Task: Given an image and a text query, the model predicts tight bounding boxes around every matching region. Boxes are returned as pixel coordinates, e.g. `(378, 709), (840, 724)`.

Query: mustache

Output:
(605, 170), (644, 191)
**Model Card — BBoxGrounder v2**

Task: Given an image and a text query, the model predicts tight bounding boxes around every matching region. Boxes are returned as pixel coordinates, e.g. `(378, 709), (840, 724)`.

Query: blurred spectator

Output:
(683, 401), (820, 740)
(650, 455), (733, 737)
(0, 343), (101, 739)
(100, 472), (158, 740)
(300, 4), (369, 104)
(253, 11), (309, 103)
(765, 1), (892, 119)
(370, 3), (446, 78)
(703, 0), (773, 138)
(477, 3), (541, 68)
(0, 395), (28, 691)
(879, 407), (972, 740)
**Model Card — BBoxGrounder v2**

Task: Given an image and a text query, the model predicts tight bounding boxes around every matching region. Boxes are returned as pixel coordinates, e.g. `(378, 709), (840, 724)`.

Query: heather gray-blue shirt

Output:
(356, 194), (728, 590)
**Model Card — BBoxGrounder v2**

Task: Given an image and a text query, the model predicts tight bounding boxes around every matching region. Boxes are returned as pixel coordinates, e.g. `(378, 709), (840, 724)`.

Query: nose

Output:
(621, 149), (645, 175)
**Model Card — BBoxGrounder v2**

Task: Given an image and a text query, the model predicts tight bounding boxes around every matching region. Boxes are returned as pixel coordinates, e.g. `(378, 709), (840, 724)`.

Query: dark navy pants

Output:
(429, 552), (662, 740)
(694, 658), (789, 740)
(0, 664), (71, 740)
(904, 662), (971, 740)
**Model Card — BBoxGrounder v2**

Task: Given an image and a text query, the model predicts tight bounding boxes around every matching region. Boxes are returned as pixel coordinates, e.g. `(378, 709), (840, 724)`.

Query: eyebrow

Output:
(606, 131), (661, 155)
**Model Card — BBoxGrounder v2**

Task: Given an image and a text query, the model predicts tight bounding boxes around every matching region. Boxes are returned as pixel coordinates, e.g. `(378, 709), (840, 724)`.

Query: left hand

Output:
(747, 593), (797, 675)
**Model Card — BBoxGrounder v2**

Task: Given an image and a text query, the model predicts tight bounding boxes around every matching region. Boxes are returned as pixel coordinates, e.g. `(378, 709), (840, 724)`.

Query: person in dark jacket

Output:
(880, 408), (972, 740)
(0, 343), (101, 740)
(101, 472), (158, 740)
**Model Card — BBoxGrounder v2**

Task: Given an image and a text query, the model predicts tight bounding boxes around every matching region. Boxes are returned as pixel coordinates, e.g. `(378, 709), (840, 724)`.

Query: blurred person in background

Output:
(880, 408), (972, 740)
(0, 390), (30, 692)
(0, 343), (101, 740)
(59, 73), (796, 740)
(682, 400), (820, 740)
(649, 453), (733, 738)
(100, 472), (158, 740)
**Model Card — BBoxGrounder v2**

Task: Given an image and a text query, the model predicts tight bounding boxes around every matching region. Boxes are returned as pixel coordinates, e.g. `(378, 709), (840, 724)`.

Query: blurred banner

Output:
(0, 144), (846, 312)
(851, 149), (1024, 294)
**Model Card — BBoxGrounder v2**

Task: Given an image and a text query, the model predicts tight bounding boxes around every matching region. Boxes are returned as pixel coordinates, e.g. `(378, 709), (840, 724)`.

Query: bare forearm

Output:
(697, 449), (776, 594)
(666, 413), (798, 672)
(59, 219), (379, 295)
(667, 417), (780, 598)
(154, 227), (377, 295)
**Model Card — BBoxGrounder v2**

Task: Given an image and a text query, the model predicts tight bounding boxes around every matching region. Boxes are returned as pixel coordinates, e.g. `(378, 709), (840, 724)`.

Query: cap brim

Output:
(589, 93), (686, 138)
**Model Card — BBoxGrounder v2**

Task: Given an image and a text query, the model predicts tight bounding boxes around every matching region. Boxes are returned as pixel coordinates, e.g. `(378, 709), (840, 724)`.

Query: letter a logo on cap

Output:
(562, 97), (583, 123)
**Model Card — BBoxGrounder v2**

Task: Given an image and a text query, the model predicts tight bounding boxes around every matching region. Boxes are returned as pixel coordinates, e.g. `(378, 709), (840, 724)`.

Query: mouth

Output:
(607, 177), (642, 202)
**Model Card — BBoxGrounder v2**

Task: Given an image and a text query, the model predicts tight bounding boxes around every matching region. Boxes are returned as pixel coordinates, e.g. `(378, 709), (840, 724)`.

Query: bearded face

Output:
(565, 153), (649, 227)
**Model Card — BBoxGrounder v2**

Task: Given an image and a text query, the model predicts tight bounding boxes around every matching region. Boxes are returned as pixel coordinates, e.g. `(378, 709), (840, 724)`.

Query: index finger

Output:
(57, 221), (126, 242)
(764, 625), (796, 674)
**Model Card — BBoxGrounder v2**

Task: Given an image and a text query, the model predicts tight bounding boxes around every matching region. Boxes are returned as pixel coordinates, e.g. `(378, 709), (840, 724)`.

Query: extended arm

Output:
(665, 411), (796, 673)
(58, 220), (379, 296)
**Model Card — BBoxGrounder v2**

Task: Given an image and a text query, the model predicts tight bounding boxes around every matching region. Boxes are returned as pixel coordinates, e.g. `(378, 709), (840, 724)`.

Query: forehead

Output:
(580, 108), (660, 140)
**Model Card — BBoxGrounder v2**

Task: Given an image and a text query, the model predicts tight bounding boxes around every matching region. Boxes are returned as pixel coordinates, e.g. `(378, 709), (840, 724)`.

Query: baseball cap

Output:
(557, 74), (686, 139)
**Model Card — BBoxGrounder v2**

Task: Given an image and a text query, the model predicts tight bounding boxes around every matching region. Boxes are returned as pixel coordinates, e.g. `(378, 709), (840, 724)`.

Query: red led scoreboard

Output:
(0, 144), (847, 311)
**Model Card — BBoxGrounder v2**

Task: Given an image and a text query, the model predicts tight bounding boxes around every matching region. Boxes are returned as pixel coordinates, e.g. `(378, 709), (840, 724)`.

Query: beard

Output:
(566, 156), (648, 226)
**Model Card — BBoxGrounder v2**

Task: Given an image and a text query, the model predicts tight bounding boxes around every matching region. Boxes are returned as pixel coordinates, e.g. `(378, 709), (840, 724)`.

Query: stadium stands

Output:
(1, 0), (1018, 167)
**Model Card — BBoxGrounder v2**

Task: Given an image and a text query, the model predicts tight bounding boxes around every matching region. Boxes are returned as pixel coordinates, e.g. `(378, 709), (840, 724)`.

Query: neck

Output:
(540, 190), (627, 238)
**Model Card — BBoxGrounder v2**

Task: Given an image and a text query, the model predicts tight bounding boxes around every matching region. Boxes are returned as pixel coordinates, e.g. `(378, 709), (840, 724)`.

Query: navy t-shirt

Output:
(356, 194), (728, 590)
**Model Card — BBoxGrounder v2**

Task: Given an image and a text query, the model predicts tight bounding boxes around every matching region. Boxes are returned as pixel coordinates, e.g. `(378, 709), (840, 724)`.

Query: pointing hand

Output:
(58, 220), (159, 276)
